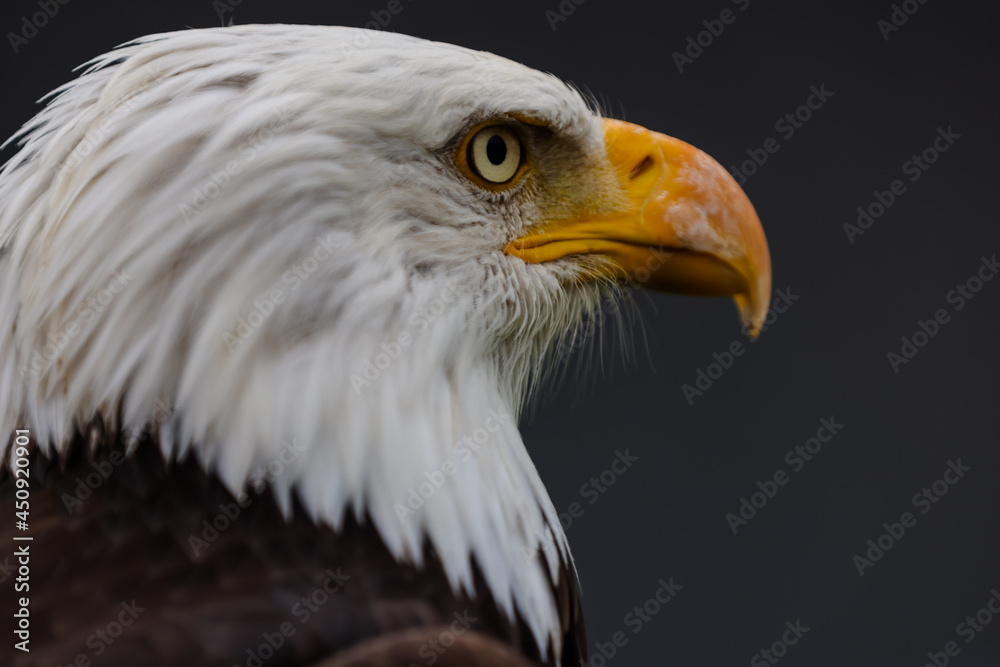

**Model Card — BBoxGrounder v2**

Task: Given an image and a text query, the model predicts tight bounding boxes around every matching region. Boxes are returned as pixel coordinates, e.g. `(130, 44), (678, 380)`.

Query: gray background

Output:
(2, 1), (998, 665)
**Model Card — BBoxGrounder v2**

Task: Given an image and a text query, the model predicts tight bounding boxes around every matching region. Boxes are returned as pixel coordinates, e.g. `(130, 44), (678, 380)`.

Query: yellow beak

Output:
(505, 119), (772, 336)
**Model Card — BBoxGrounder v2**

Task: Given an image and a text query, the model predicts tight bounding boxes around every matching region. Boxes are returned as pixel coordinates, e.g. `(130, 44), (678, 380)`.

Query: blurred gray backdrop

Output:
(2, 1), (998, 665)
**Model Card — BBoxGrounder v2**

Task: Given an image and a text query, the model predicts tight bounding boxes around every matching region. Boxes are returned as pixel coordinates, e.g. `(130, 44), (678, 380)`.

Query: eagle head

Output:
(0, 25), (770, 660)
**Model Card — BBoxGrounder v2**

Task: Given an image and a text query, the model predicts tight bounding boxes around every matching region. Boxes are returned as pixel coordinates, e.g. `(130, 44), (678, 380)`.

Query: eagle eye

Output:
(458, 124), (526, 189)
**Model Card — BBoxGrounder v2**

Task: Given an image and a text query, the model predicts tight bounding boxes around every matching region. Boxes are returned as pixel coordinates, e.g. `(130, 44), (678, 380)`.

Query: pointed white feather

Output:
(0, 25), (613, 660)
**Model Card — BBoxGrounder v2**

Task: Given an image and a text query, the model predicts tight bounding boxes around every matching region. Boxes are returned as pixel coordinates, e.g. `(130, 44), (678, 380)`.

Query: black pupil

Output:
(486, 134), (508, 165)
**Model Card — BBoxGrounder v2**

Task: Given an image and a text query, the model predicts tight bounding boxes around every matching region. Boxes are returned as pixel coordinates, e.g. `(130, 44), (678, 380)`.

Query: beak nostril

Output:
(628, 155), (654, 180)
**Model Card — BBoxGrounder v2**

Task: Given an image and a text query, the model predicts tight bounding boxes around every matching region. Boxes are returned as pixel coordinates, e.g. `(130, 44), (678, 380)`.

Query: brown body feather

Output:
(1, 424), (586, 666)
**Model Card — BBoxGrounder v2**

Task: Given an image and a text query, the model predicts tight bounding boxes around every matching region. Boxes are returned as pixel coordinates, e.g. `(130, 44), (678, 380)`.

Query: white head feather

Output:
(0, 24), (630, 658)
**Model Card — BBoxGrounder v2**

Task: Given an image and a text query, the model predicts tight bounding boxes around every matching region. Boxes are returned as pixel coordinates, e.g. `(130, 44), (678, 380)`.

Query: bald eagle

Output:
(0, 25), (770, 667)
